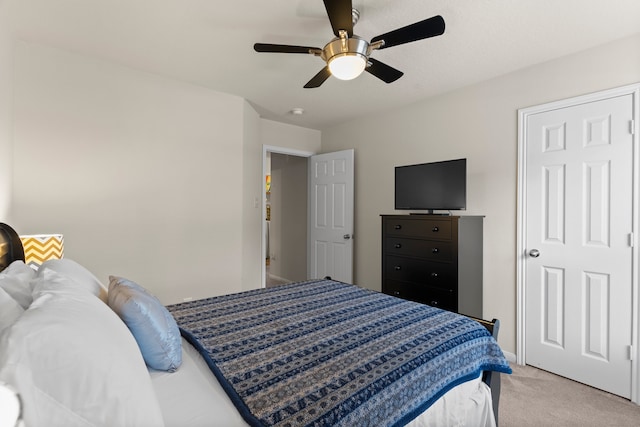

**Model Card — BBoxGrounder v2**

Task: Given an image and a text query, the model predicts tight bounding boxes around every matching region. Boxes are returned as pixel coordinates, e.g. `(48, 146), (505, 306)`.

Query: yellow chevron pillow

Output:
(20, 235), (64, 269)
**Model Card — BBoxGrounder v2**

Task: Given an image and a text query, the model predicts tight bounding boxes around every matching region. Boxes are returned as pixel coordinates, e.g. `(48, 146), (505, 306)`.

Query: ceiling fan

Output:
(253, 0), (445, 88)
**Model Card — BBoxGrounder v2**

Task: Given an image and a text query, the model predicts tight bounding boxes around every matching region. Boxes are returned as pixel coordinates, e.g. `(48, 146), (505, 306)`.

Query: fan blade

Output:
(371, 15), (445, 49)
(254, 43), (320, 54)
(304, 66), (332, 88)
(365, 58), (403, 83)
(323, 0), (353, 37)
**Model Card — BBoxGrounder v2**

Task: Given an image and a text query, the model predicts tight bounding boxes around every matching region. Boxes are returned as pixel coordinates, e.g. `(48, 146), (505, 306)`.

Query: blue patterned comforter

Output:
(167, 279), (511, 427)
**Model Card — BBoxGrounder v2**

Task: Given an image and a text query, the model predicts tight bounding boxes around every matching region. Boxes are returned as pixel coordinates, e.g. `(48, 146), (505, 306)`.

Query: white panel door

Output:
(525, 94), (634, 397)
(308, 149), (354, 283)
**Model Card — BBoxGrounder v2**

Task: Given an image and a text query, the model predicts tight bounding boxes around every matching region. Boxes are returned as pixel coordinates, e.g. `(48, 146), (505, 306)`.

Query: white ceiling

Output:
(7, 0), (640, 130)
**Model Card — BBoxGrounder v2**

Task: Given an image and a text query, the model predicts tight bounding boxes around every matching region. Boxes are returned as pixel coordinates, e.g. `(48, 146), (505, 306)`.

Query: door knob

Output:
(343, 234), (352, 240)
(529, 249), (540, 258)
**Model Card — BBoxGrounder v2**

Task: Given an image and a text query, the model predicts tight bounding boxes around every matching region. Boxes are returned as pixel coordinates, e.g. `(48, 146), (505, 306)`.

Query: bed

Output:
(0, 222), (511, 427)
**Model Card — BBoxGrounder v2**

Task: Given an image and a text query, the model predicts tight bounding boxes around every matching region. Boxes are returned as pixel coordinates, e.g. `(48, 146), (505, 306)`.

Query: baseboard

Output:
(267, 273), (290, 284)
(503, 350), (517, 363)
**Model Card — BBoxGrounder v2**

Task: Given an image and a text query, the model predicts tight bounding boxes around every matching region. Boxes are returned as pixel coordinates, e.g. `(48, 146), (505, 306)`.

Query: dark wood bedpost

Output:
(466, 316), (503, 426)
(0, 223), (26, 272)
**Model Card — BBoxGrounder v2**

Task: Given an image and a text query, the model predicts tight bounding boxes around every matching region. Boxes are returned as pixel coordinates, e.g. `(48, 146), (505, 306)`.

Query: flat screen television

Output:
(395, 158), (466, 213)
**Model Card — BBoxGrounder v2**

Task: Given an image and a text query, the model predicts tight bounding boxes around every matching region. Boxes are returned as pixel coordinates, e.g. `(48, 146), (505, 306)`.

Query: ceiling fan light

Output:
(328, 54), (366, 80)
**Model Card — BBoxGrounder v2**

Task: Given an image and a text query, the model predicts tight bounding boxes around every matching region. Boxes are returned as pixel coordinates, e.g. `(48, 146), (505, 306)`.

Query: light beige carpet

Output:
(500, 364), (640, 426)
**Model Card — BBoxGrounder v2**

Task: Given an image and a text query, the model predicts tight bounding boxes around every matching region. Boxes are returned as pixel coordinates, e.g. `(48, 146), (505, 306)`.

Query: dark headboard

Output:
(0, 223), (25, 272)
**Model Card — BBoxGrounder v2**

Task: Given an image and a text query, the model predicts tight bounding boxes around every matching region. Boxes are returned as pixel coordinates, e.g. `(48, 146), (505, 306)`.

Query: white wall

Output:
(321, 34), (640, 354)
(0, 1), (12, 219)
(260, 119), (321, 153)
(6, 40), (322, 304)
(11, 41), (247, 303)
(241, 101), (262, 292)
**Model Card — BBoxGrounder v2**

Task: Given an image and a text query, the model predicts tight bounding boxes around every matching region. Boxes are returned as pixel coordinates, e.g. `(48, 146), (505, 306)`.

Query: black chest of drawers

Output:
(381, 215), (483, 317)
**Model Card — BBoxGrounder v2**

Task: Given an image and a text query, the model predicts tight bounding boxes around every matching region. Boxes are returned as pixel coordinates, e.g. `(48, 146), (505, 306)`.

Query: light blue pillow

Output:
(107, 276), (182, 372)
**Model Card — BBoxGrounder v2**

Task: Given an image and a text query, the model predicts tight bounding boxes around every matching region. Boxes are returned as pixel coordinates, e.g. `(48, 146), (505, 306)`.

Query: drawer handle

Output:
(431, 272), (438, 278)
(430, 300), (440, 306)
(394, 266), (402, 271)
(393, 291), (400, 296)
(394, 224), (402, 230)
(432, 226), (439, 232)
(432, 248), (439, 254)
(394, 243), (402, 249)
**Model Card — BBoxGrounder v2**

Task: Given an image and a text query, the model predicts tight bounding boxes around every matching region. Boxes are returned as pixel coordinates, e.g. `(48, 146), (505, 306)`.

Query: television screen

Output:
(395, 158), (466, 211)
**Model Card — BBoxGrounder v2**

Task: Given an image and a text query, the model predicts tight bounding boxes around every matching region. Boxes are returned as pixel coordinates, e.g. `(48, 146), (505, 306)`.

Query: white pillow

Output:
(0, 260), (36, 309)
(37, 258), (108, 302)
(0, 287), (23, 333)
(0, 269), (165, 427)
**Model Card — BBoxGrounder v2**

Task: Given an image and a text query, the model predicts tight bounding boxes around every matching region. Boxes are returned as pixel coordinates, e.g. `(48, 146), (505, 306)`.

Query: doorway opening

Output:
(262, 146), (314, 288)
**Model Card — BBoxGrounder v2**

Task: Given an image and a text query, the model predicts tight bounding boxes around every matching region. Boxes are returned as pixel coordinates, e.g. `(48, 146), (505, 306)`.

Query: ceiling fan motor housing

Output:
(321, 34), (369, 64)
(321, 31), (371, 80)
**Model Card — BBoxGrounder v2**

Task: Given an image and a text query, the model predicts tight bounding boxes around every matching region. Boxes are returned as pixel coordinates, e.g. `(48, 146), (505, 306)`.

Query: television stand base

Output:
(409, 212), (451, 216)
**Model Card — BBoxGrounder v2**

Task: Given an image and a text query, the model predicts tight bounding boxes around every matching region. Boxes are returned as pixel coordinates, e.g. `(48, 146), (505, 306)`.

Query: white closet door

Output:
(524, 94), (634, 398)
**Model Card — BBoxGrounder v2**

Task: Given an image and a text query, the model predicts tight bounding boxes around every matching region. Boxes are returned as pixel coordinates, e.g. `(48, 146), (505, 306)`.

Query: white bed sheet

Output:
(149, 337), (246, 427)
(150, 338), (495, 427)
